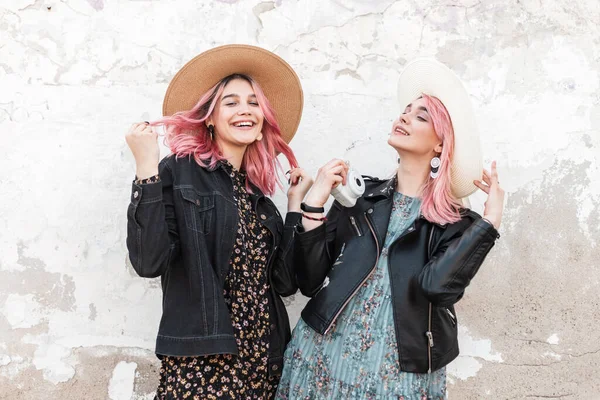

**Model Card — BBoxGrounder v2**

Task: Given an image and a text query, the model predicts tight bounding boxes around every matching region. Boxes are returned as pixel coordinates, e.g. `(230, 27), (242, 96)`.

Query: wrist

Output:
(301, 202), (325, 213)
(303, 195), (325, 209)
(288, 204), (301, 213)
(136, 164), (159, 180)
(482, 216), (499, 230)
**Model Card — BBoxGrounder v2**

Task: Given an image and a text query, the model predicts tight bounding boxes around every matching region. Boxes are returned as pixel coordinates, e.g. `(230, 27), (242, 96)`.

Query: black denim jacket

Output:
(126, 155), (301, 376)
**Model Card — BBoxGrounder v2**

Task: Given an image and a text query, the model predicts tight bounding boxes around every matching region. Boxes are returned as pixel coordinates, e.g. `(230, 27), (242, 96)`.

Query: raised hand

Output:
(125, 122), (160, 179)
(287, 168), (314, 212)
(303, 159), (349, 208)
(473, 161), (505, 230)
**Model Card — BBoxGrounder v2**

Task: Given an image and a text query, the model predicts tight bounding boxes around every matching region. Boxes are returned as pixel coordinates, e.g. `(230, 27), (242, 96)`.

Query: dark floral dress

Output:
(156, 162), (276, 400)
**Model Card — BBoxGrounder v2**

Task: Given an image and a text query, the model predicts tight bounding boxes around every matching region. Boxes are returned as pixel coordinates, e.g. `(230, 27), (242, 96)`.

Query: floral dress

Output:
(276, 192), (447, 400)
(156, 162), (277, 400)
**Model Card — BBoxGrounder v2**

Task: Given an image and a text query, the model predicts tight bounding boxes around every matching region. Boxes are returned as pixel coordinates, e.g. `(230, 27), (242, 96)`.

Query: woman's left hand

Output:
(474, 161), (505, 230)
(287, 168), (314, 212)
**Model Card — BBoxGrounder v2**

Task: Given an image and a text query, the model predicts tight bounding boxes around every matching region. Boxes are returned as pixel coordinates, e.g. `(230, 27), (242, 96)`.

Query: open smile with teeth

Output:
(395, 126), (410, 136)
(233, 121), (255, 128)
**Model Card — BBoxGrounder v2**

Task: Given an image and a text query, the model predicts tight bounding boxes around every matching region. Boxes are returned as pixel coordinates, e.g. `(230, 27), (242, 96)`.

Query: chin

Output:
(387, 136), (406, 151)
(232, 131), (261, 145)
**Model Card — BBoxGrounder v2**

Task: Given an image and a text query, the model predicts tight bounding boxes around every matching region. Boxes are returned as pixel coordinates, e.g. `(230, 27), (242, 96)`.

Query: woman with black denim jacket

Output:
(125, 45), (312, 400)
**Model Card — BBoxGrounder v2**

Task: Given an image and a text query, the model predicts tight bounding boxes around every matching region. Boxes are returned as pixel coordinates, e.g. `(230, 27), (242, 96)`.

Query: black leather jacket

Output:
(294, 176), (499, 373)
(126, 155), (301, 377)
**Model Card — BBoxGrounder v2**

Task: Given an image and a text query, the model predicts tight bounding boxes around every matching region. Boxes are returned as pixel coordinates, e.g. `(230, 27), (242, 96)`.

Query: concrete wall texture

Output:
(1, 0), (599, 398)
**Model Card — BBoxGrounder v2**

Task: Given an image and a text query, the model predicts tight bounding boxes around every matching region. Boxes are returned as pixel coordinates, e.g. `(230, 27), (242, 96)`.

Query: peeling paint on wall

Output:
(1, 0), (599, 398)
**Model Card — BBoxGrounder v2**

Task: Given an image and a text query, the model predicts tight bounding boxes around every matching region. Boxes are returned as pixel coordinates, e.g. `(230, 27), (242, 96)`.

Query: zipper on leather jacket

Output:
(324, 210), (379, 334)
(445, 308), (457, 326)
(426, 302), (434, 373)
(425, 226), (435, 373)
(349, 216), (363, 236)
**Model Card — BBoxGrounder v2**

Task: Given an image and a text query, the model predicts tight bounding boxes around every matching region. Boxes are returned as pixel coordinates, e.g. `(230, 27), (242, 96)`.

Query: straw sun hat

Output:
(397, 58), (482, 199)
(163, 44), (303, 144)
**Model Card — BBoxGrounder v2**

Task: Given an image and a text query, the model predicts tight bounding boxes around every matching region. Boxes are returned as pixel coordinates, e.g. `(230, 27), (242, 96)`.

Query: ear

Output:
(256, 133), (263, 141)
(205, 120), (213, 128)
(434, 143), (443, 153)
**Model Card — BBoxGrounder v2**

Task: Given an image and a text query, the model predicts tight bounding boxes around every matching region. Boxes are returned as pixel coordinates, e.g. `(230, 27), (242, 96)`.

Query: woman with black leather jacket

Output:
(125, 45), (313, 400)
(276, 59), (505, 399)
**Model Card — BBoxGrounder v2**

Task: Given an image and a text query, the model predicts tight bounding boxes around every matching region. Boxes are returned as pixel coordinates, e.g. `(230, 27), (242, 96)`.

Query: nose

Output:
(399, 113), (409, 125)
(237, 103), (251, 115)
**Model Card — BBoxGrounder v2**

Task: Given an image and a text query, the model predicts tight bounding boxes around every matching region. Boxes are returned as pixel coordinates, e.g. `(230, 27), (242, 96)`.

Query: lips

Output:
(394, 125), (410, 136)
(233, 120), (255, 128)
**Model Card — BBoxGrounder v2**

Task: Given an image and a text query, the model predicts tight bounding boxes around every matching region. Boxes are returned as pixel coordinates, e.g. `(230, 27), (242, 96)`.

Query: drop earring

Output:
(207, 124), (215, 140)
(430, 156), (441, 179)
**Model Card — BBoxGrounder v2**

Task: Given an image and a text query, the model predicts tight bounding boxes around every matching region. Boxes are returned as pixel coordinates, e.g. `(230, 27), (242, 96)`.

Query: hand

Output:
(287, 168), (314, 212)
(304, 159), (349, 208)
(473, 161), (505, 230)
(125, 122), (160, 179)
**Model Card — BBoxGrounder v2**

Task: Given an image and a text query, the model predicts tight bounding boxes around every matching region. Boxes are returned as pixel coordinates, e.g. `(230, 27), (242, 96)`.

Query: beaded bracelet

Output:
(302, 213), (327, 222)
(134, 174), (161, 185)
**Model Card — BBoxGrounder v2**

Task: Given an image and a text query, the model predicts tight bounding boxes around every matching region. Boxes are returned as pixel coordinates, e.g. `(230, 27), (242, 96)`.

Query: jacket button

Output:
(133, 191), (139, 199)
(270, 323), (276, 330)
(261, 214), (267, 220)
(272, 365), (279, 371)
(196, 199), (200, 206)
(367, 209), (373, 214)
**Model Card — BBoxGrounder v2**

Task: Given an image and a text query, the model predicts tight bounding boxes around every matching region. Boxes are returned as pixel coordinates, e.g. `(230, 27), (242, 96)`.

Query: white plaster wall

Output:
(1, 0), (599, 398)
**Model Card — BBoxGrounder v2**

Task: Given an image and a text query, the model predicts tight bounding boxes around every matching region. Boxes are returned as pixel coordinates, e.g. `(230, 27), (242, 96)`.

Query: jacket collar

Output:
(363, 175), (449, 229)
(363, 176), (397, 200)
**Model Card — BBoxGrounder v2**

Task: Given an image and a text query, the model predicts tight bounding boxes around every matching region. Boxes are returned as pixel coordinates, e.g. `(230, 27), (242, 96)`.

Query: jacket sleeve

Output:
(294, 201), (343, 297)
(418, 217), (499, 306)
(270, 211), (303, 297)
(126, 159), (180, 278)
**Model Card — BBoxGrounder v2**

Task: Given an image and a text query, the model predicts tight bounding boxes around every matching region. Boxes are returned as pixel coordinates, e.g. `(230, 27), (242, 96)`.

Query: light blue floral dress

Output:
(276, 192), (446, 400)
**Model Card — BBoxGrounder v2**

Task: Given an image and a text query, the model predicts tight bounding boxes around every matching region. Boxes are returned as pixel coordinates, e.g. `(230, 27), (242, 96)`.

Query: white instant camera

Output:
(331, 168), (365, 207)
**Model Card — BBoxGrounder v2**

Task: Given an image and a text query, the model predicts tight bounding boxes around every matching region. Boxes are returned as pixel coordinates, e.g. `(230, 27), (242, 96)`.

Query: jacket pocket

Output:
(180, 189), (215, 235)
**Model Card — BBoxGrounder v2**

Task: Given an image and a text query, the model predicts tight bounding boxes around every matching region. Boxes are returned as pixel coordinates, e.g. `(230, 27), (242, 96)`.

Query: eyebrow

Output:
(221, 93), (257, 101)
(405, 103), (430, 114)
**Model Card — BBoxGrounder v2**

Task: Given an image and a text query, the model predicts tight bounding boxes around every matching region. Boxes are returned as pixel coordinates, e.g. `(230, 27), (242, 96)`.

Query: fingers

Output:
(339, 164), (349, 185)
(482, 169), (492, 185)
(288, 168), (315, 186)
(483, 162), (500, 185)
(331, 174), (343, 189)
(473, 180), (490, 194)
(320, 159), (349, 175)
(491, 161), (499, 183)
(288, 169), (303, 185)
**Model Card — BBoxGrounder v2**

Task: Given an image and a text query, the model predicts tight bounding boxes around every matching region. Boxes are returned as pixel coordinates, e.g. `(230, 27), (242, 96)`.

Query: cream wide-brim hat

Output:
(397, 58), (482, 199)
(163, 44), (303, 144)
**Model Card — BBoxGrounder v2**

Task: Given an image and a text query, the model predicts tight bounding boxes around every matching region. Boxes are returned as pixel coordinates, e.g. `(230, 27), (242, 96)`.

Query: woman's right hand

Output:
(303, 159), (349, 208)
(125, 122), (160, 179)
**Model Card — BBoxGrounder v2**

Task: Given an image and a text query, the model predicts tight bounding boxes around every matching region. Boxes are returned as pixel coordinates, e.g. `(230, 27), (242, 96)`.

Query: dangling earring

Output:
(430, 155), (441, 179)
(207, 124), (215, 140)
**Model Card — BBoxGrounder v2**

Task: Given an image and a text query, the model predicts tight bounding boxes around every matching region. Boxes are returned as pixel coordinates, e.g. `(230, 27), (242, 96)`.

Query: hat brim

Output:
(163, 45), (303, 144)
(397, 59), (482, 199)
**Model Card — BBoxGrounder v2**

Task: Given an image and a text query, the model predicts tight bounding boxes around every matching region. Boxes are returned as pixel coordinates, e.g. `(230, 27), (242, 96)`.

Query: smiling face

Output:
(207, 78), (265, 151)
(388, 96), (443, 158)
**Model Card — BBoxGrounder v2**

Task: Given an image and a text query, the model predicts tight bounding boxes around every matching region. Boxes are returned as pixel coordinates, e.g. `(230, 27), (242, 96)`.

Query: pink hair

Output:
(152, 74), (298, 196)
(418, 93), (462, 225)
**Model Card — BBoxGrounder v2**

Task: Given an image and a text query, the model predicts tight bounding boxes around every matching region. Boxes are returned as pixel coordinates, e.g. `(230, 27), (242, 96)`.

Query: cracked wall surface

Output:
(1, 0), (599, 398)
